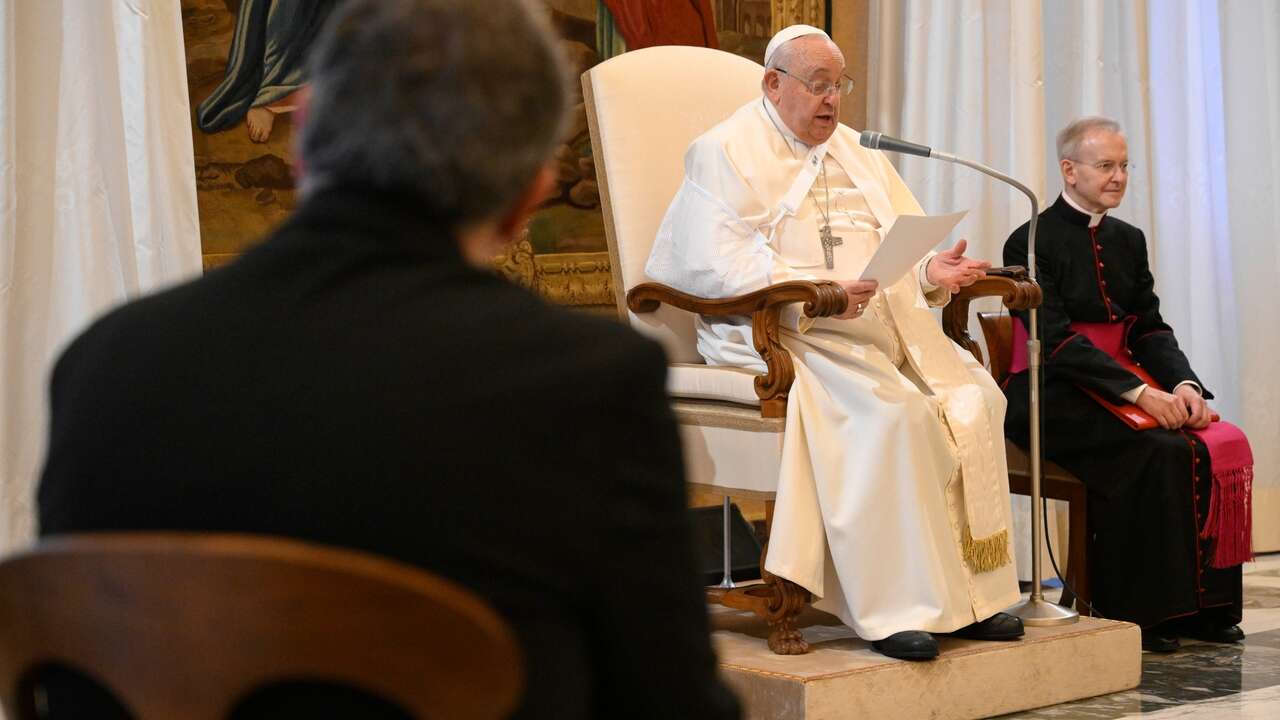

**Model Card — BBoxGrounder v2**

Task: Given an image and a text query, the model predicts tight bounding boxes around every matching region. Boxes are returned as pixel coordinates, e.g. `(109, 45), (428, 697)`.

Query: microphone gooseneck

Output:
(862, 130), (1075, 626)
(859, 130), (1036, 282)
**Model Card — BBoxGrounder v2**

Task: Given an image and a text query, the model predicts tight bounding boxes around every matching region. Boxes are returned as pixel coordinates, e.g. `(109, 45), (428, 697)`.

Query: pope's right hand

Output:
(834, 279), (878, 319)
(1135, 387), (1190, 430)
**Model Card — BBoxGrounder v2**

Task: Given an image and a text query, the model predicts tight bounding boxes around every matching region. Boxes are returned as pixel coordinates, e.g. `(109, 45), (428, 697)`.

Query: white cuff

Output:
(1173, 380), (1202, 395)
(1120, 383), (1147, 403)
(919, 255), (938, 292)
(780, 302), (817, 334)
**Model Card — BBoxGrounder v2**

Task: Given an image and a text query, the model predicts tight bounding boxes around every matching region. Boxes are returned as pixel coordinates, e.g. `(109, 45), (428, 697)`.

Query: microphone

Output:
(857, 130), (1031, 224)
(860, 128), (1074, 625)
(858, 131), (933, 159)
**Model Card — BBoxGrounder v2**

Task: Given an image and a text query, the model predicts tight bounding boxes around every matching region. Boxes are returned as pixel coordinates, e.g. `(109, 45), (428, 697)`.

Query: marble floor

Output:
(999, 553), (1280, 719)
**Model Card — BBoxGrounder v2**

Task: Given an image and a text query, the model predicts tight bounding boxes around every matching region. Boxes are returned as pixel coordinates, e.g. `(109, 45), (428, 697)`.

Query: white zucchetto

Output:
(763, 24), (831, 67)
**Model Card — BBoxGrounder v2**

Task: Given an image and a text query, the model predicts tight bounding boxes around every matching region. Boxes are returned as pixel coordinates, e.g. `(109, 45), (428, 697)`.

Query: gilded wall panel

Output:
(771, 0), (826, 33)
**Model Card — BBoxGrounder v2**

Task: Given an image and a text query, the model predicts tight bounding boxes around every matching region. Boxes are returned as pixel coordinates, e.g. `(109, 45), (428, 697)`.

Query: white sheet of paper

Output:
(859, 210), (968, 284)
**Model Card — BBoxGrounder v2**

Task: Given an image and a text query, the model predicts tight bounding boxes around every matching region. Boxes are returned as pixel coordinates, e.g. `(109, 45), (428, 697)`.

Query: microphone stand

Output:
(928, 150), (1078, 626)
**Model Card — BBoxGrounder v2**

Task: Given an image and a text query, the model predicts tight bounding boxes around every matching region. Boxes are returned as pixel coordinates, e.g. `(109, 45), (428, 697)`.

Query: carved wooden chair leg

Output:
(710, 499), (813, 654)
(758, 542), (811, 654)
(759, 500), (809, 654)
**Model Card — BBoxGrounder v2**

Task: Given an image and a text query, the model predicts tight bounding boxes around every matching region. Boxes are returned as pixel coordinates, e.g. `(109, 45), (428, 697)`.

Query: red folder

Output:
(1009, 319), (1214, 431)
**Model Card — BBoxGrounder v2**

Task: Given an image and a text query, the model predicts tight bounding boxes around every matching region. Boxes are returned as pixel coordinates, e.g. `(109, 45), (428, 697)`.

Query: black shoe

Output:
(949, 612), (1025, 641)
(1141, 630), (1180, 653)
(871, 630), (939, 660)
(1184, 622), (1245, 644)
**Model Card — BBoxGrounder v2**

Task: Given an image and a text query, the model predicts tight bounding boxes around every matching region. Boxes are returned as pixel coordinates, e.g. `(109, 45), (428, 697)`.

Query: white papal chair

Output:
(582, 45), (1041, 654)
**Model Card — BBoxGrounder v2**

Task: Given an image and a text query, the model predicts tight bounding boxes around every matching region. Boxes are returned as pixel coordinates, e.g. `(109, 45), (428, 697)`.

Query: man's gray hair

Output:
(299, 0), (568, 227)
(1056, 117), (1123, 161)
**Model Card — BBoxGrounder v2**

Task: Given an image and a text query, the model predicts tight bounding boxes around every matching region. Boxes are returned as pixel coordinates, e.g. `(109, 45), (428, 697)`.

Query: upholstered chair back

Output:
(584, 46), (765, 364)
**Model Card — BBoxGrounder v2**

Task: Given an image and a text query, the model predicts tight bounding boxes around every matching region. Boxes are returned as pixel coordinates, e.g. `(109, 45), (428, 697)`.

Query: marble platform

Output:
(999, 553), (1280, 718)
(710, 603), (1141, 720)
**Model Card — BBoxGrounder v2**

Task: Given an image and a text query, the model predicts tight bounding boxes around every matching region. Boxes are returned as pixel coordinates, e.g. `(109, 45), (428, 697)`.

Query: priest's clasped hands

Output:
(834, 239), (990, 319)
(1137, 384), (1214, 430)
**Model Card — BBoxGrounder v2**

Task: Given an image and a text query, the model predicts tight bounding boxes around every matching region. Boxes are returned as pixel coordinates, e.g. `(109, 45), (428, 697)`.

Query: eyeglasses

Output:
(774, 67), (856, 97)
(1069, 158), (1134, 176)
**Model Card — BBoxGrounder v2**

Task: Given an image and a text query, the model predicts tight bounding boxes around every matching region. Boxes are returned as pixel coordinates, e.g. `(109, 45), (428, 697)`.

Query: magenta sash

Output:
(1008, 318), (1254, 567)
(1192, 422), (1255, 567)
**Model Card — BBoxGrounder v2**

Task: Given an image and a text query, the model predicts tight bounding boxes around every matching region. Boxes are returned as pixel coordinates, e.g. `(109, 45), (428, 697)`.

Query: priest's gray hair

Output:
(1057, 117), (1123, 161)
(299, 0), (569, 227)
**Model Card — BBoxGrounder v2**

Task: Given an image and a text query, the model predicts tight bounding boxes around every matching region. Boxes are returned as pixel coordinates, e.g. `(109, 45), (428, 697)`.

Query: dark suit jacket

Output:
(1004, 194), (1207, 401)
(38, 185), (740, 720)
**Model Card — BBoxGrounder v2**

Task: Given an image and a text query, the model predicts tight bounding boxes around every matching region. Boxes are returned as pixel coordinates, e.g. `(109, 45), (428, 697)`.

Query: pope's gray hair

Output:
(1057, 117), (1123, 161)
(299, 0), (568, 227)
(766, 39), (800, 70)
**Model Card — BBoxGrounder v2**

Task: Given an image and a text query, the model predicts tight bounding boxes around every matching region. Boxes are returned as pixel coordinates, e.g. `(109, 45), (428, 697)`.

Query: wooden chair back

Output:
(969, 310), (1092, 611)
(0, 533), (523, 720)
(977, 311), (1015, 383)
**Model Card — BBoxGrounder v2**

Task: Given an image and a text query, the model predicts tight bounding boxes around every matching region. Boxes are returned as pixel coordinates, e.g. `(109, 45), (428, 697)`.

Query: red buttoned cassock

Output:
(1003, 193), (1246, 630)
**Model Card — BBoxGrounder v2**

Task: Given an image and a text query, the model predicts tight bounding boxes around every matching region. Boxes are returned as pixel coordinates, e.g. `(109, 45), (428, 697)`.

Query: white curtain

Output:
(0, 0), (202, 553)
(868, 0), (1280, 559)
(1218, 0), (1280, 554)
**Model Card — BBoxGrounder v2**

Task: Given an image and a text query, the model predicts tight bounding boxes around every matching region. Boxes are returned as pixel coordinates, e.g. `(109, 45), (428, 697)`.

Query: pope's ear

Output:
(763, 69), (782, 98)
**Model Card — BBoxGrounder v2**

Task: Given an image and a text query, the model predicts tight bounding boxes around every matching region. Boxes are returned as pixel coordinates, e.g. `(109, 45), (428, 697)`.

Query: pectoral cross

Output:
(820, 225), (842, 270)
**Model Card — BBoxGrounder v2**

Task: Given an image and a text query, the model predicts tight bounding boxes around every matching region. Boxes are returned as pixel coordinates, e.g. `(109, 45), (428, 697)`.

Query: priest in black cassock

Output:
(1004, 117), (1253, 653)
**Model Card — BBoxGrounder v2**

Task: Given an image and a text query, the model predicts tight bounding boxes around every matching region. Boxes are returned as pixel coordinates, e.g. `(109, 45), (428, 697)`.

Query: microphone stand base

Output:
(1007, 597), (1080, 627)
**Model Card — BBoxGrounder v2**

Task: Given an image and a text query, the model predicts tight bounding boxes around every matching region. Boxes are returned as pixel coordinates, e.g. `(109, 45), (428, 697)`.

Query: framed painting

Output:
(182, 0), (826, 310)
(183, 0), (331, 270)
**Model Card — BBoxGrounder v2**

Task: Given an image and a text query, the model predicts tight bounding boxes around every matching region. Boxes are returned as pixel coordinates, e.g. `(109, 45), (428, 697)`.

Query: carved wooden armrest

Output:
(627, 280), (847, 418)
(942, 266), (1042, 363)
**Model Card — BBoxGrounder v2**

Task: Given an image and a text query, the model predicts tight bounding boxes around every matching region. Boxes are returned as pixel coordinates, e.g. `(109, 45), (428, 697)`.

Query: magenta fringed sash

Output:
(1190, 421), (1254, 568)
(1009, 318), (1254, 567)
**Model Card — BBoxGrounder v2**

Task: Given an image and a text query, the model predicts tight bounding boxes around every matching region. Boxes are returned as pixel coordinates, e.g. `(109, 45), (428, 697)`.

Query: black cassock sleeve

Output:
(1123, 230), (1211, 398)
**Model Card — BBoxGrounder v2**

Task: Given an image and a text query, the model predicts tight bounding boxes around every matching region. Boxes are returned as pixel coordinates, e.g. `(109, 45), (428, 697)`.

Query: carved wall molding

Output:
(493, 233), (539, 291)
(494, 234), (614, 308)
(533, 251), (614, 307)
(771, 0), (826, 34)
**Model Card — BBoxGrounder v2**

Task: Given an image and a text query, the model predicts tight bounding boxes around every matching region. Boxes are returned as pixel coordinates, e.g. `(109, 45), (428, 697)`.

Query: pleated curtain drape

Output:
(1215, 0), (1280, 554)
(868, 0), (1280, 559)
(0, 0), (202, 554)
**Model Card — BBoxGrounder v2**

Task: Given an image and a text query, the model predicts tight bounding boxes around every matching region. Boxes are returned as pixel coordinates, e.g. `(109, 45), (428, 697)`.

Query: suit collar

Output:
(287, 183), (462, 261)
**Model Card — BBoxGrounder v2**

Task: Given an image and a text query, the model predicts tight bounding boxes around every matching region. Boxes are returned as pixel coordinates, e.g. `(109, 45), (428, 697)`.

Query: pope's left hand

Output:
(926, 239), (991, 293)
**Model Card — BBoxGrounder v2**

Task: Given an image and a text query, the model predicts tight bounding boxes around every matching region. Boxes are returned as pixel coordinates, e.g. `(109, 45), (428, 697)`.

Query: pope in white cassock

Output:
(646, 25), (1025, 661)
